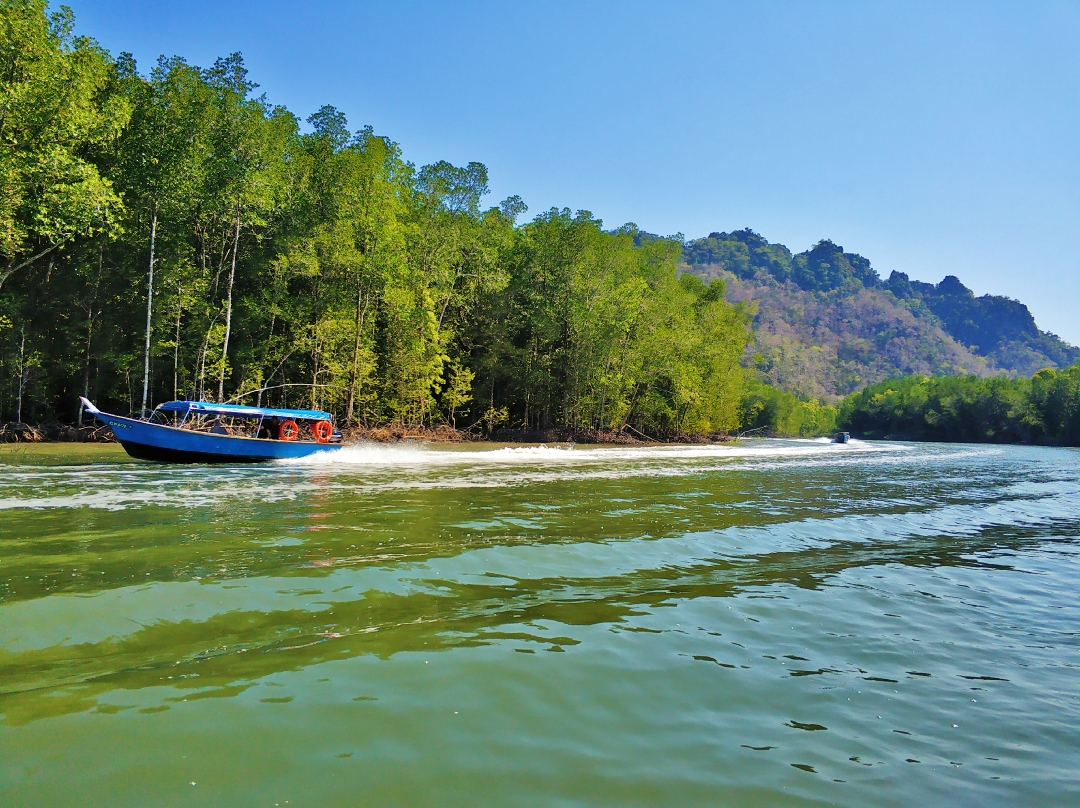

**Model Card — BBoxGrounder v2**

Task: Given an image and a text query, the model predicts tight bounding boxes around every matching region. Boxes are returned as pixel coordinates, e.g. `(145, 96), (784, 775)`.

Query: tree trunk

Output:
(80, 317), (95, 427)
(198, 338), (208, 401)
(257, 312), (276, 408)
(218, 211), (241, 402)
(140, 201), (158, 417)
(78, 247), (103, 427)
(347, 286), (369, 424)
(16, 329), (26, 424)
(173, 282), (182, 401)
(311, 338), (319, 410)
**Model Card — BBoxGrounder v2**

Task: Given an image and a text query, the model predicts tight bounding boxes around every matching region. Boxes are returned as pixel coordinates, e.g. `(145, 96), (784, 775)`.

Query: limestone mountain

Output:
(681, 229), (1078, 399)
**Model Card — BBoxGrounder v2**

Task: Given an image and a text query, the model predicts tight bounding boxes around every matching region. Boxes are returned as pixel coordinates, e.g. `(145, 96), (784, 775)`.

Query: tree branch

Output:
(0, 240), (69, 291)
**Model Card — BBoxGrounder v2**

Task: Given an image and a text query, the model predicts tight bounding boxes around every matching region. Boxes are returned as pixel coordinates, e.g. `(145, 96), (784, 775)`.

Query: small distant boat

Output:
(833, 431), (851, 444)
(80, 397), (343, 463)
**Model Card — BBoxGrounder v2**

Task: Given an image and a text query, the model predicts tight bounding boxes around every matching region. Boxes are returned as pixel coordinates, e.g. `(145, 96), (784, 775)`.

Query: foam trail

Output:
(288, 437), (907, 468)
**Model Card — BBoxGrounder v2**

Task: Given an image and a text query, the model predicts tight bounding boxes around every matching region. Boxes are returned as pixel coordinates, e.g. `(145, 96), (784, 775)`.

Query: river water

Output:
(1, 439), (1078, 806)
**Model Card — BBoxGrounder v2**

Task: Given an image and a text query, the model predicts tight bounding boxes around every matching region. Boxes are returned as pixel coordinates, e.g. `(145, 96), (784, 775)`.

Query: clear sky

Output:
(67, 0), (1080, 344)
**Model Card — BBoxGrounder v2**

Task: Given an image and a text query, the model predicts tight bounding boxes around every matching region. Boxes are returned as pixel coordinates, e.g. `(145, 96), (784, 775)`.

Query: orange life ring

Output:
(278, 419), (299, 441)
(313, 420), (333, 443)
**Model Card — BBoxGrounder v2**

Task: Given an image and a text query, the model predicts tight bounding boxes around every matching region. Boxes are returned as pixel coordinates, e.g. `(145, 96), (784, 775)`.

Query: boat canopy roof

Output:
(156, 400), (333, 421)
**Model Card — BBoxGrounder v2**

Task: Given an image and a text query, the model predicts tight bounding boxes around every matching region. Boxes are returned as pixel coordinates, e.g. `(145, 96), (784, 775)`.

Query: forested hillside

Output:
(683, 229), (1078, 398)
(0, 1), (750, 436)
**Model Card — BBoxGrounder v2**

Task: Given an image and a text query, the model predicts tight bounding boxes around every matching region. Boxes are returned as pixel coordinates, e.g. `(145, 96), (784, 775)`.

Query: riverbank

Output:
(0, 422), (115, 443)
(0, 421), (736, 446)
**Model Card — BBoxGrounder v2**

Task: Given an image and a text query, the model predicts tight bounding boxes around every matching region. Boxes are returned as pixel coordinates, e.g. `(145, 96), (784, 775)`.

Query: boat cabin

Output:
(151, 401), (342, 444)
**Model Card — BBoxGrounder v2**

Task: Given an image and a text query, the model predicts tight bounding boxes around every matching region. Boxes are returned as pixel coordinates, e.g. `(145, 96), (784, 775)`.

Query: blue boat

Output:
(80, 397), (343, 463)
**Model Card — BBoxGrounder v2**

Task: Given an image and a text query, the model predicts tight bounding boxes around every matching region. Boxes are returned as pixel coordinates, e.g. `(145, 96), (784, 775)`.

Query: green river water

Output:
(1, 439), (1078, 806)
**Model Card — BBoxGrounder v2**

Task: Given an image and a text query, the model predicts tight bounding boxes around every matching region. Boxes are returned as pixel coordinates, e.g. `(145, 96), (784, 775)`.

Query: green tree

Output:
(0, 1), (129, 291)
(201, 54), (294, 402)
(0, 2), (794, 440)
(115, 55), (213, 414)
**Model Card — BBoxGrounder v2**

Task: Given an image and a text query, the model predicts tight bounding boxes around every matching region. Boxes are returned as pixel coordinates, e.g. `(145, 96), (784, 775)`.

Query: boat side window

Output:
(257, 416), (279, 440)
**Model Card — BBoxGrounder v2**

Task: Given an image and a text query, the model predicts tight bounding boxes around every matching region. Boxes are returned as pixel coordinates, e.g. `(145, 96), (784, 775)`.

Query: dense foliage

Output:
(684, 230), (1079, 390)
(837, 365), (1080, 446)
(0, 1), (755, 435)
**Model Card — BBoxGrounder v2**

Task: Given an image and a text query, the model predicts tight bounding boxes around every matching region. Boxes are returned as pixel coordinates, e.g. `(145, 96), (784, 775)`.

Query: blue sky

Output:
(68, 1), (1080, 344)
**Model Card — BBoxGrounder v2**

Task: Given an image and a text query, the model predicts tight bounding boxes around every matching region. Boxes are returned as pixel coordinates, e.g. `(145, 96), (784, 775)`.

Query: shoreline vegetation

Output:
(2, 3), (1078, 450)
(838, 365), (1080, 446)
(5, 361), (1079, 448)
(9, 359), (1079, 446)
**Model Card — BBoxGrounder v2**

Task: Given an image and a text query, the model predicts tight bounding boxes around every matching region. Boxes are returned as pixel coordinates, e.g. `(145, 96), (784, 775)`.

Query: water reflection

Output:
(3, 511), (1076, 726)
